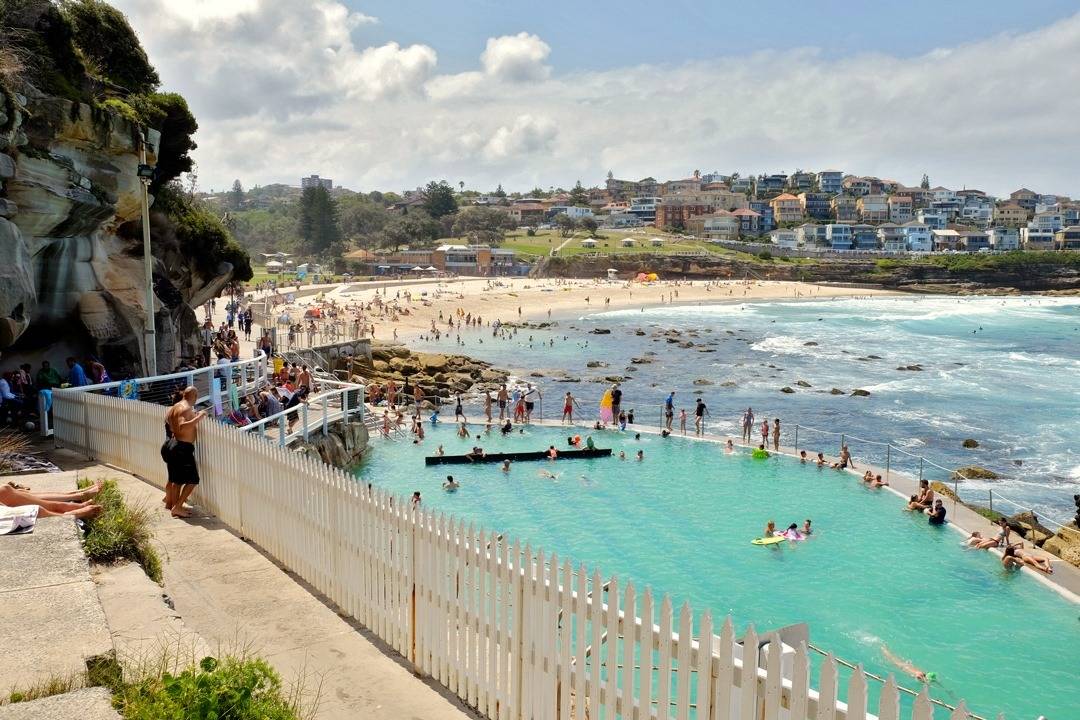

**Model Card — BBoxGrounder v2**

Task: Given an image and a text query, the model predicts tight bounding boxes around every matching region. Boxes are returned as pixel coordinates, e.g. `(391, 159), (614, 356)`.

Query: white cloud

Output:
(480, 32), (551, 83)
(116, 1), (1080, 197)
(483, 115), (558, 161)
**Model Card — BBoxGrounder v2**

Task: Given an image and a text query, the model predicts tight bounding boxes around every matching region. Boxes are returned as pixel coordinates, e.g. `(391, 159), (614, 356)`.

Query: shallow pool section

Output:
(355, 424), (1079, 719)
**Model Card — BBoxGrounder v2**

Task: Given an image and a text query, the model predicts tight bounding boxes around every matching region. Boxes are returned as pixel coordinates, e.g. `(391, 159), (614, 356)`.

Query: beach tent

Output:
(620, 238), (636, 247)
(265, 260), (283, 269)
(649, 237), (665, 246)
(580, 239), (598, 248)
(606, 268), (619, 279)
(425, 266), (438, 271)
(412, 266), (424, 271)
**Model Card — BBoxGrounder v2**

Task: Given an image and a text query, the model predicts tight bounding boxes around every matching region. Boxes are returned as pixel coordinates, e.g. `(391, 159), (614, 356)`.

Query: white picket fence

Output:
(51, 390), (980, 720)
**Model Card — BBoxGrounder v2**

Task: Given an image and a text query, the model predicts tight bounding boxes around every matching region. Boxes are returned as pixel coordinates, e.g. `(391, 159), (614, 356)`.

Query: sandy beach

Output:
(239, 277), (901, 351)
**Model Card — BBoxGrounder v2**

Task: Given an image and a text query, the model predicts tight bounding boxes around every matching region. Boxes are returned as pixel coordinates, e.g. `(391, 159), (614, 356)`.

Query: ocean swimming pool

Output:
(355, 423), (1080, 719)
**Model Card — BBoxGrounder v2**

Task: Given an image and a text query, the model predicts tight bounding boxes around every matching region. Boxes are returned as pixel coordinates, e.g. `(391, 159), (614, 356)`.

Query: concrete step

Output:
(0, 687), (119, 719)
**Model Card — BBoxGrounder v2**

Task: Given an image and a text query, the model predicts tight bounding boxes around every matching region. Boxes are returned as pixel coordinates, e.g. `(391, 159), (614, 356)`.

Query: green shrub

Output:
(116, 656), (304, 720)
(156, 185), (254, 282)
(60, 0), (160, 94)
(757, 250), (772, 261)
(77, 478), (162, 583)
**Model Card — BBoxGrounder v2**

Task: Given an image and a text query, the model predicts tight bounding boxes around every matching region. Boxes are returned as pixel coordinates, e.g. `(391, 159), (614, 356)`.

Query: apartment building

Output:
(857, 194), (889, 224)
(987, 226), (1020, 250)
(817, 170), (844, 195)
(798, 192), (832, 220)
(831, 194), (859, 223)
(770, 193), (805, 224)
(888, 195), (913, 223)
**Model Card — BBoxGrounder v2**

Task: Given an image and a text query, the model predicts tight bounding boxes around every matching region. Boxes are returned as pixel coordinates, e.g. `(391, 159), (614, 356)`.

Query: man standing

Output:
(610, 383), (622, 423)
(664, 390), (675, 430)
(694, 398), (710, 435)
(66, 357), (88, 387)
(741, 407), (755, 443)
(162, 386), (206, 518)
(200, 320), (214, 367)
(36, 360), (62, 389)
(497, 384), (509, 420)
(772, 418), (781, 451)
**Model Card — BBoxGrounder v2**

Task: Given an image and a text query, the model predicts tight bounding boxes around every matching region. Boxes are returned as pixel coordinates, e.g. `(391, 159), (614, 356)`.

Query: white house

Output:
(549, 205), (594, 220)
(987, 226), (1020, 250)
(900, 221), (932, 252)
(769, 228), (798, 249)
(917, 208), (948, 230)
(825, 224), (853, 250)
(1020, 227), (1056, 250)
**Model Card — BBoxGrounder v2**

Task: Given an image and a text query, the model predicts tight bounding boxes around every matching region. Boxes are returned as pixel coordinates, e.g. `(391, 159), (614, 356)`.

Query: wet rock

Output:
(720, 381), (737, 388)
(829, 388), (845, 395)
(1006, 511), (1055, 546)
(795, 380), (812, 388)
(962, 438), (979, 448)
(850, 389), (871, 397)
(603, 375), (625, 383)
(586, 360), (608, 368)
(951, 465), (999, 480)
(529, 371), (545, 378)
(630, 356), (653, 364)
(780, 386), (795, 393)
(635, 329), (646, 336)
(590, 328), (611, 335)
(693, 378), (714, 386)
(678, 341), (694, 348)
(804, 341), (818, 346)
(698, 348), (715, 353)
(867, 354), (882, 359)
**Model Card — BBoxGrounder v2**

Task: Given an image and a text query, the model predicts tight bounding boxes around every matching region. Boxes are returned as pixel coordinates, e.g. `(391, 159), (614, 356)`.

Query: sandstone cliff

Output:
(0, 85), (235, 373)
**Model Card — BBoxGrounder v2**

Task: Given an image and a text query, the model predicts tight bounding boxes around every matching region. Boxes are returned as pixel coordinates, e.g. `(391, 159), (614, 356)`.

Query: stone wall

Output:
(0, 85), (235, 373)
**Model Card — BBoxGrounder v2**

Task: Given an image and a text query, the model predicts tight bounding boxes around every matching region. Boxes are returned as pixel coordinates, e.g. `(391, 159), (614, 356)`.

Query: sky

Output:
(113, 0), (1080, 197)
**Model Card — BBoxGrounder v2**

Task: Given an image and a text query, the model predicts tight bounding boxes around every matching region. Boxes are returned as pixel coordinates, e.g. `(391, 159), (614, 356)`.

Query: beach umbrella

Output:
(425, 266), (438, 271)
(412, 266), (424, 271)
(265, 260), (283, 269)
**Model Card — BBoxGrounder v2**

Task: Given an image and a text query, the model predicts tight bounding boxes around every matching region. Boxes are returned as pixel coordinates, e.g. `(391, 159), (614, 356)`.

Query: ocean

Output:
(408, 293), (1080, 522)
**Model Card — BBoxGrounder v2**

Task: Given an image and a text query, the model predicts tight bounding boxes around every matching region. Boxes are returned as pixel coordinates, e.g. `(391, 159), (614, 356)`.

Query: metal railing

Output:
(240, 378), (364, 447)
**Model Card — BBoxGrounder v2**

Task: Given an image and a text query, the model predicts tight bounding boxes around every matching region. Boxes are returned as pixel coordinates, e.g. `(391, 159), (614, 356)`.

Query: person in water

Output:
(585, 435), (595, 450)
(547, 445), (558, 459)
(799, 450), (807, 463)
(435, 444), (445, 456)
(443, 475), (459, 492)
(881, 644), (933, 684)
(815, 452), (827, 468)
(725, 439), (735, 454)
(1002, 545), (1054, 574)
(618, 451), (626, 460)
(907, 479), (934, 511)
(926, 499), (947, 525)
(802, 519), (813, 535)
(501, 459), (511, 472)
(635, 449), (644, 461)
(764, 520), (777, 537)
(501, 419), (512, 435)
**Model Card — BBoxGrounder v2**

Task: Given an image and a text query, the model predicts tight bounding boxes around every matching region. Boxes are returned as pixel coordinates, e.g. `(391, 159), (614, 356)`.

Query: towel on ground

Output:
(0, 505), (40, 535)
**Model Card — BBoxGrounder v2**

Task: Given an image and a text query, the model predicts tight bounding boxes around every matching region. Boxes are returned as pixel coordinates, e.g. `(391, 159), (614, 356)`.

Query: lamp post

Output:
(137, 133), (157, 376)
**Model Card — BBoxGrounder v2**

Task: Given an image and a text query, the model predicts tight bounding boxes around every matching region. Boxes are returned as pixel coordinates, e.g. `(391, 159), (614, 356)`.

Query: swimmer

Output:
(870, 474), (888, 488)
(725, 439), (735, 454)
(815, 452), (826, 467)
(501, 459), (511, 473)
(537, 469), (562, 480)
(764, 520), (777, 537)
(442, 475), (459, 492)
(635, 449), (644, 461)
(1002, 545), (1054, 574)
(618, 451), (626, 460)
(435, 444), (445, 457)
(547, 445), (559, 459)
(781, 523), (804, 541)
(802, 519), (812, 535)
(799, 450), (807, 463)
(881, 644), (932, 684)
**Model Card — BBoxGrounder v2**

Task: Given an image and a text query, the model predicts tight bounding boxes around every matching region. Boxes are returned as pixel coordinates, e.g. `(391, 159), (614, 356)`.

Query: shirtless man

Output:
(163, 386), (207, 518)
(881, 644), (932, 684)
(497, 385), (509, 420)
(906, 479), (934, 511)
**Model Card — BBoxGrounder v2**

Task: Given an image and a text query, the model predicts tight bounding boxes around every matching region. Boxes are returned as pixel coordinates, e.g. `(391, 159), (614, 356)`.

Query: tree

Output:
(579, 217), (599, 237)
(452, 207), (513, 245)
(458, 180), (464, 192)
(60, 0), (160, 94)
(493, 183), (506, 199)
(422, 180), (457, 218)
(377, 210), (440, 250)
(298, 185), (341, 256)
(527, 186), (548, 199)
(554, 213), (577, 237)
(228, 179), (244, 210)
(338, 193), (391, 244)
(569, 180), (589, 207)
(136, 92), (198, 192)
(921, 174), (930, 190)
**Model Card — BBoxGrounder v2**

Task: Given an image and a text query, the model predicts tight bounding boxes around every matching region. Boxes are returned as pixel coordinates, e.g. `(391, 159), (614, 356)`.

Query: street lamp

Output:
(138, 132), (157, 376)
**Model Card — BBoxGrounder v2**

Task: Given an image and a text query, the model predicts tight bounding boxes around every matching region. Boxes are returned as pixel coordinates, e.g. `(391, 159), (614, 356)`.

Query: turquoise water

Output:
(409, 294), (1080, 520)
(356, 424), (1080, 719)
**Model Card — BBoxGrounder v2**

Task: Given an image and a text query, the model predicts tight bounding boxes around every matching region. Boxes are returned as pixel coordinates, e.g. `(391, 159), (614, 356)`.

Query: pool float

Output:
(751, 536), (786, 546)
(751, 449), (770, 459)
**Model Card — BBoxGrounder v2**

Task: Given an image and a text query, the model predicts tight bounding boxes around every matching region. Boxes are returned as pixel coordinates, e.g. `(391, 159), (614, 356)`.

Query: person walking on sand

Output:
(772, 418), (781, 451)
(741, 407), (755, 443)
(162, 386), (207, 518)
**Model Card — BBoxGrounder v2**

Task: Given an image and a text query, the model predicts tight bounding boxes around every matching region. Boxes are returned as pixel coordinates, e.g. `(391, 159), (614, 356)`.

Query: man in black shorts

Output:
(610, 383), (622, 422)
(694, 398), (709, 435)
(497, 384), (508, 420)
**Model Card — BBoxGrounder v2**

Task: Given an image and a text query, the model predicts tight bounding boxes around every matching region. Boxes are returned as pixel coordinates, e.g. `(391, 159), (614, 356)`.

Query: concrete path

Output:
(0, 688), (119, 719)
(0, 471), (112, 691)
(62, 457), (472, 720)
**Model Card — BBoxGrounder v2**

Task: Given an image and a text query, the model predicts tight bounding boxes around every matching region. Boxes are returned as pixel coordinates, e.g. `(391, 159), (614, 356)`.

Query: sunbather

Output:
(0, 480), (103, 518)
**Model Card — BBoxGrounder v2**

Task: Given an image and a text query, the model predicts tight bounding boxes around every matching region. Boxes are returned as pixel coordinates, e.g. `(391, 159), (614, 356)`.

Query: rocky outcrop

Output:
(0, 86), (234, 372)
(294, 420), (369, 468)
(343, 342), (509, 401)
(951, 465), (999, 480)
